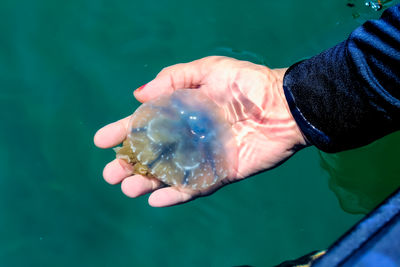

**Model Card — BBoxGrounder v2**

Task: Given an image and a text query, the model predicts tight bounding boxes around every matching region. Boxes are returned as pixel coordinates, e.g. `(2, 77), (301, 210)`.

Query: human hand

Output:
(94, 56), (308, 207)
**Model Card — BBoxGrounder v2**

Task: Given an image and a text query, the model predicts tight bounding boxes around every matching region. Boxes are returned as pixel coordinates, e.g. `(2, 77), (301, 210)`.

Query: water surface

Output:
(1, 0), (398, 266)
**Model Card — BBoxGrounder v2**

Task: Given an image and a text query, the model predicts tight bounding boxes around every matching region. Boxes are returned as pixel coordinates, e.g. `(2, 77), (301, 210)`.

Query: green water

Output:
(1, 0), (399, 266)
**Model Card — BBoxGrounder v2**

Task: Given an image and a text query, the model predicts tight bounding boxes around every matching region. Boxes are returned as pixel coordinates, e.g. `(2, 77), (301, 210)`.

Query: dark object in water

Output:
(312, 187), (400, 266)
(346, 0), (356, 8)
(276, 188), (400, 266)
(275, 250), (325, 267)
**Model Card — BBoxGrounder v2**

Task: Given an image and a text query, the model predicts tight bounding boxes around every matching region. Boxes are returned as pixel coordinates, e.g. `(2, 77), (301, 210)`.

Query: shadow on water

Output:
(320, 132), (400, 214)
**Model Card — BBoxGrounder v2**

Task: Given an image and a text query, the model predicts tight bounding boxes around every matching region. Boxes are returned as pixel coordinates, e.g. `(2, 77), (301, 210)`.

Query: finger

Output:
(103, 159), (133, 185)
(121, 175), (163, 198)
(134, 60), (205, 103)
(94, 116), (131, 148)
(148, 187), (195, 207)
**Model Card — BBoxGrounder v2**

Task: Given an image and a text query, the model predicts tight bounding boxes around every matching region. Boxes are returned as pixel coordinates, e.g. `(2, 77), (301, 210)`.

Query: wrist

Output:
(271, 68), (310, 148)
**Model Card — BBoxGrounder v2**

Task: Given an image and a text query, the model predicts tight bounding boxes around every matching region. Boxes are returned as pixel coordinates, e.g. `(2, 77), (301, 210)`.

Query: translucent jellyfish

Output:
(115, 89), (235, 190)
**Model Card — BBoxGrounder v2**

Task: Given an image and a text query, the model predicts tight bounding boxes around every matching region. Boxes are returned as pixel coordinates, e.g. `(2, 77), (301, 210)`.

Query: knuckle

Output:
(159, 63), (184, 75)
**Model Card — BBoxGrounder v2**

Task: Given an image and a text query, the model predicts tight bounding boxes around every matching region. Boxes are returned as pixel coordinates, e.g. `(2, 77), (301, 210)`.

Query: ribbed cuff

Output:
(283, 62), (333, 152)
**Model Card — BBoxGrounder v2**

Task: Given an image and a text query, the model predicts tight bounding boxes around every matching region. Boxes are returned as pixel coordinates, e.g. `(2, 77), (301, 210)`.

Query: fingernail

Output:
(135, 83), (147, 92)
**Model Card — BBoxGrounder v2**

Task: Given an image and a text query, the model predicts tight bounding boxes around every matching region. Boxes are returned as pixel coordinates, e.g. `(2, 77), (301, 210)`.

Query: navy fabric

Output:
(283, 5), (400, 152)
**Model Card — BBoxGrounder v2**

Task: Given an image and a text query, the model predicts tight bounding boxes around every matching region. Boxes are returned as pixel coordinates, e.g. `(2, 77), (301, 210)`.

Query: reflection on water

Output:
(365, 1), (383, 11)
(320, 132), (400, 214)
(346, 0), (397, 19)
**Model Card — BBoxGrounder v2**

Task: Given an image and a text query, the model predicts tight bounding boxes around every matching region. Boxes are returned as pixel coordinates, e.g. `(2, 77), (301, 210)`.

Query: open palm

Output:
(94, 56), (307, 207)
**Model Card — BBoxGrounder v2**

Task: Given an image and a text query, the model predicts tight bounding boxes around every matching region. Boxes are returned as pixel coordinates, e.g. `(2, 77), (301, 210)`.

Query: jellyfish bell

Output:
(115, 89), (237, 190)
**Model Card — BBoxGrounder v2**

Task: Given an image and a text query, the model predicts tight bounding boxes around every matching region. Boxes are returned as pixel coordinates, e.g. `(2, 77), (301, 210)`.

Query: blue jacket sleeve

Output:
(283, 4), (400, 153)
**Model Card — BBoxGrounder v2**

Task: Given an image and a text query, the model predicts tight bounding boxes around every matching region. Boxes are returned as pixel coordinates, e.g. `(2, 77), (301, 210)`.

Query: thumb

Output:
(133, 61), (205, 103)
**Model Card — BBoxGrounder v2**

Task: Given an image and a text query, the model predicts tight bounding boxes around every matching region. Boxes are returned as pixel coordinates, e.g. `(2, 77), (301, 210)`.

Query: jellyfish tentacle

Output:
(130, 127), (147, 133)
(203, 142), (219, 183)
(182, 170), (190, 186)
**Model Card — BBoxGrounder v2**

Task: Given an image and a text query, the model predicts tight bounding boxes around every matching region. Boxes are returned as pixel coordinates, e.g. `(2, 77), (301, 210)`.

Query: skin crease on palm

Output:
(94, 56), (308, 207)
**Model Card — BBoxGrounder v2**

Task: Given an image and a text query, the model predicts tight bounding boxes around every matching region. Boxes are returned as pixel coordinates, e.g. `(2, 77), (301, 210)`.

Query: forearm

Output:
(282, 5), (400, 152)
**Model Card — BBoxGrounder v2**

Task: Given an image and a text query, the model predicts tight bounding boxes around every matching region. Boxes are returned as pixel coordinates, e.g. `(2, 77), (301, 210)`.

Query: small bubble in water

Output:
(365, 1), (382, 11)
